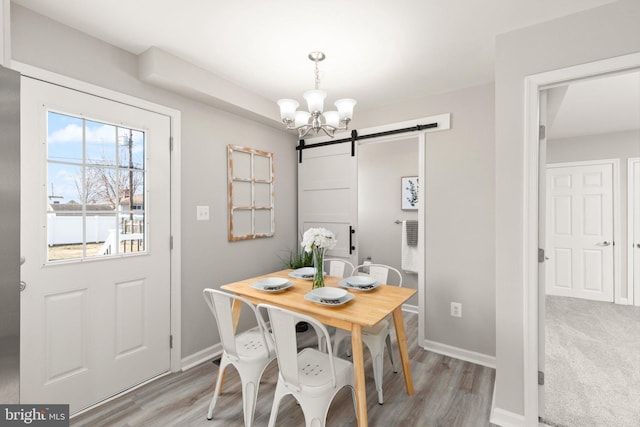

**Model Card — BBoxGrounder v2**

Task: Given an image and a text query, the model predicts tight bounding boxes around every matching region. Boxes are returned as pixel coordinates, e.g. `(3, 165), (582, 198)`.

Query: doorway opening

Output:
(539, 72), (640, 426)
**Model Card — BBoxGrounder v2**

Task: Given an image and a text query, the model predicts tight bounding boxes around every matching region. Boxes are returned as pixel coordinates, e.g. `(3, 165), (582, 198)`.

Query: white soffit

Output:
(138, 47), (282, 129)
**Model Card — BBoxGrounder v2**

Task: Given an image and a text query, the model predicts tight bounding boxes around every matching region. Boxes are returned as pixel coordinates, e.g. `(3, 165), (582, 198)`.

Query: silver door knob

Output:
(601, 241), (611, 246)
(20, 281), (26, 292)
(636, 243), (640, 248)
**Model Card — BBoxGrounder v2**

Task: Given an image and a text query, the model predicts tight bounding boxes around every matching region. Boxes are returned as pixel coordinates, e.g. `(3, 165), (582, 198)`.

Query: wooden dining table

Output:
(221, 269), (416, 427)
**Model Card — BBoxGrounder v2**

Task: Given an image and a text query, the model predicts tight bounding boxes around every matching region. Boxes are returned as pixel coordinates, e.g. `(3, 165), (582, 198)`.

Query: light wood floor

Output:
(71, 313), (495, 427)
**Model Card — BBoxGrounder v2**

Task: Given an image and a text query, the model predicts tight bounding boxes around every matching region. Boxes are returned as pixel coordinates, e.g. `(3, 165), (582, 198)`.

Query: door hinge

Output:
(170, 136), (174, 151)
(539, 125), (546, 140)
(538, 370), (544, 385)
(538, 248), (545, 263)
(170, 235), (174, 250)
(170, 335), (173, 349)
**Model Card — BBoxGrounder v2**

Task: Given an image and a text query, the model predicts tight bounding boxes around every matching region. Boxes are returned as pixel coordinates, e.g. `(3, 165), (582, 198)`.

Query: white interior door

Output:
(545, 161), (615, 302)
(298, 142), (358, 266)
(630, 158), (640, 306)
(20, 78), (171, 413)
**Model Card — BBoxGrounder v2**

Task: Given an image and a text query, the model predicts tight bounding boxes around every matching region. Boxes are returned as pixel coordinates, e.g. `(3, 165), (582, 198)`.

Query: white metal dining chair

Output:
(202, 289), (276, 427)
(332, 263), (403, 404)
(324, 258), (355, 278)
(259, 303), (357, 427)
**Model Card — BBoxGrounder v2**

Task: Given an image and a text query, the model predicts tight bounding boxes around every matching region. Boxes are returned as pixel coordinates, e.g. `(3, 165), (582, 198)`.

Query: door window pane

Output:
(46, 111), (146, 262)
(47, 112), (83, 164)
(85, 120), (116, 166)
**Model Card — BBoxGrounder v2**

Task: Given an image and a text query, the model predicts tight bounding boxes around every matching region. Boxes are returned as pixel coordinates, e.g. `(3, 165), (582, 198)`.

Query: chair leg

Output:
(333, 330), (349, 357)
(299, 393), (335, 427)
(386, 334), (398, 373)
(239, 360), (271, 427)
(371, 351), (384, 404)
(240, 378), (258, 427)
(268, 383), (286, 427)
(207, 362), (228, 420)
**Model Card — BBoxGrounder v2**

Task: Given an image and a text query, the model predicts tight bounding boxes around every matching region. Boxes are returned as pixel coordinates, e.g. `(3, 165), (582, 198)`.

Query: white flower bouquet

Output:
(301, 227), (337, 288)
(301, 227), (337, 252)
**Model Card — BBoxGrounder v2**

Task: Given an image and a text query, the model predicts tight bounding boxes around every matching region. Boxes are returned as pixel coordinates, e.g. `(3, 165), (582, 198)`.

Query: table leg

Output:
(217, 298), (244, 396)
(351, 324), (368, 427)
(392, 307), (414, 395)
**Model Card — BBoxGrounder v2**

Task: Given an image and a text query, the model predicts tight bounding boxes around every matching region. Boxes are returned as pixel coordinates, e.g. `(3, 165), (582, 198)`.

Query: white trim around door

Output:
(630, 158), (640, 306)
(11, 60), (182, 374)
(522, 52), (640, 426)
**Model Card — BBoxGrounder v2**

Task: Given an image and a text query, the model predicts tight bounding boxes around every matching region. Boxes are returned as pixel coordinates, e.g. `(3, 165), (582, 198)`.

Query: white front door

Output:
(20, 78), (171, 413)
(546, 161), (615, 302)
(630, 158), (640, 306)
(298, 142), (358, 266)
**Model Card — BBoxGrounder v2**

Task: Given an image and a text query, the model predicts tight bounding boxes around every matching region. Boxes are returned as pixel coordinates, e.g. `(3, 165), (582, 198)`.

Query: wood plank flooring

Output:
(71, 313), (495, 427)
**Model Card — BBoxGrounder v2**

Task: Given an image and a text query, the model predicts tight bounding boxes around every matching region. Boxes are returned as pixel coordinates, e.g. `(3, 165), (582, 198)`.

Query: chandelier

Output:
(277, 51), (356, 139)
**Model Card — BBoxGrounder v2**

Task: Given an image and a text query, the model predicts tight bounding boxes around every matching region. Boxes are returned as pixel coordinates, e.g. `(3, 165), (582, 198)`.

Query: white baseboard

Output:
(402, 303), (419, 314)
(421, 339), (495, 369)
(490, 406), (527, 427)
(180, 343), (222, 371)
(490, 382), (527, 427)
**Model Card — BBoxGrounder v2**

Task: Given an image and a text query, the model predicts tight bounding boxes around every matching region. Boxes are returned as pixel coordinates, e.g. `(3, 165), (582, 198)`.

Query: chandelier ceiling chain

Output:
(277, 51), (356, 139)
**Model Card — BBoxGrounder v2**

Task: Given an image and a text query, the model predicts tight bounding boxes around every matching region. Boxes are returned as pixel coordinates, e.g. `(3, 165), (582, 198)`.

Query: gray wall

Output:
(548, 130), (640, 300)
(495, 0), (640, 418)
(11, 5), (299, 359)
(357, 83), (496, 358)
(0, 65), (20, 404)
(358, 137), (419, 304)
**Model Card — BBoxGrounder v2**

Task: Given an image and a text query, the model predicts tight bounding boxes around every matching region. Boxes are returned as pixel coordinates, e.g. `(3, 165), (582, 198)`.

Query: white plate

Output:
(258, 277), (289, 289)
(304, 291), (354, 307)
(345, 276), (376, 286)
(310, 287), (347, 300)
(294, 267), (315, 276)
(289, 267), (325, 280)
(250, 280), (293, 293)
(338, 279), (380, 291)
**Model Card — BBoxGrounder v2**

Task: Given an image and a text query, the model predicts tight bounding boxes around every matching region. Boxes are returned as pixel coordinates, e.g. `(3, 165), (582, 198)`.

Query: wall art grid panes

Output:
(227, 145), (275, 241)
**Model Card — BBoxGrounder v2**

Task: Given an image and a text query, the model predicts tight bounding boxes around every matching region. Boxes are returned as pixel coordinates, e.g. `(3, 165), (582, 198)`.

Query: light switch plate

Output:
(196, 205), (210, 221)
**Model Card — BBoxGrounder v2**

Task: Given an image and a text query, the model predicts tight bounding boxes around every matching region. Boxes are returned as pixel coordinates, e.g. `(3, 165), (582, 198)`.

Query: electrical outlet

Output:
(196, 205), (210, 221)
(450, 302), (462, 318)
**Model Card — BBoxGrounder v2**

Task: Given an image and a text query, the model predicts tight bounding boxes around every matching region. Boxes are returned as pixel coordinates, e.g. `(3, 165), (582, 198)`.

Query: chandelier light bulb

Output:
(303, 89), (327, 114)
(277, 99), (299, 122)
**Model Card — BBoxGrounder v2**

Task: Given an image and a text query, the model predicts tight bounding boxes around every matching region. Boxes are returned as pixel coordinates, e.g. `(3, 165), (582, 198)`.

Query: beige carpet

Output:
(544, 296), (640, 427)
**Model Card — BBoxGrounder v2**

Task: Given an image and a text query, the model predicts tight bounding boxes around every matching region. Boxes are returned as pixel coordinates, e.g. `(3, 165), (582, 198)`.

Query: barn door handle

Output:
(349, 226), (355, 254)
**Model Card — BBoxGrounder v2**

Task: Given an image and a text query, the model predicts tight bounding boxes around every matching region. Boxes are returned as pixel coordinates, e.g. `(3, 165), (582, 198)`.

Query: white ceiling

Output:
(548, 71), (640, 140)
(12, 0), (618, 112)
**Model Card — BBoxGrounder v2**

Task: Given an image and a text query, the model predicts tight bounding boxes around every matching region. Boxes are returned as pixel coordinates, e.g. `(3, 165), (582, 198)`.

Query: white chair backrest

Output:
(324, 258), (355, 278)
(203, 289), (271, 361)
(259, 304), (337, 389)
(354, 263), (403, 287)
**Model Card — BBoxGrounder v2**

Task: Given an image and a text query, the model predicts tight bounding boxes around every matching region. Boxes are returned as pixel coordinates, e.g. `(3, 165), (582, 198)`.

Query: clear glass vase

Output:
(312, 246), (325, 289)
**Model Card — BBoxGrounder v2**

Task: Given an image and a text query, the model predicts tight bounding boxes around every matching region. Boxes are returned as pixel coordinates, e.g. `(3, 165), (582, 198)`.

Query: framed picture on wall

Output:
(401, 176), (419, 210)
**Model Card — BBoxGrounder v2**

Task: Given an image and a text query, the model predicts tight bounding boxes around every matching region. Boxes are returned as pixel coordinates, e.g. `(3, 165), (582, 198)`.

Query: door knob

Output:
(636, 243), (640, 249)
(20, 281), (26, 292)
(600, 241), (611, 246)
